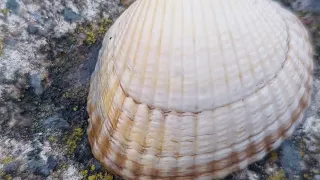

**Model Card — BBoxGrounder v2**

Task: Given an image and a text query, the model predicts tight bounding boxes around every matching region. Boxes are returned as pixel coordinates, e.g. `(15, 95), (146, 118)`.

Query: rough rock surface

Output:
(0, 0), (319, 179)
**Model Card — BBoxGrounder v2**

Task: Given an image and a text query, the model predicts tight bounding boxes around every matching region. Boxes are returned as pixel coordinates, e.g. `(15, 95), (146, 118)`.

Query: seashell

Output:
(87, 0), (314, 179)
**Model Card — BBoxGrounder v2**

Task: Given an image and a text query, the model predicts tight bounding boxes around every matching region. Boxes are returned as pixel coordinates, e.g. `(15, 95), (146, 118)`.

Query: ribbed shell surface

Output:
(87, 0), (314, 179)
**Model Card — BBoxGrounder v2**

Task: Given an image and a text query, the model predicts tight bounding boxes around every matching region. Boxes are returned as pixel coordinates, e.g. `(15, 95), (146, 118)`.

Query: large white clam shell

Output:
(87, 0), (314, 179)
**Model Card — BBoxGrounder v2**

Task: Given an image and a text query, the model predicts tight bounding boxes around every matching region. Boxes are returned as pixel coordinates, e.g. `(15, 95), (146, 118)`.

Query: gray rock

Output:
(28, 12), (44, 24)
(92, 159), (102, 171)
(315, 175), (320, 180)
(280, 140), (302, 179)
(75, 135), (92, 164)
(27, 25), (39, 35)
(47, 155), (58, 171)
(4, 161), (19, 174)
(5, 38), (18, 47)
(29, 73), (43, 95)
(43, 115), (70, 130)
(62, 8), (81, 23)
(28, 159), (50, 177)
(34, 166), (50, 177)
(289, 0), (320, 12)
(6, 0), (20, 14)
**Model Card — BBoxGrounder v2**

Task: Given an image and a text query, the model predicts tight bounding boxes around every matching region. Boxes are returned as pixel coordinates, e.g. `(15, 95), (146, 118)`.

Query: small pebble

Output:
(92, 159), (102, 171)
(27, 25), (39, 35)
(34, 166), (50, 177)
(47, 155), (58, 171)
(74, 135), (92, 163)
(29, 159), (50, 177)
(5, 38), (18, 47)
(6, 0), (20, 14)
(63, 8), (80, 22)
(4, 161), (19, 174)
(43, 115), (70, 130)
(280, 140), (302, 179)
(29, 73), (43, 95)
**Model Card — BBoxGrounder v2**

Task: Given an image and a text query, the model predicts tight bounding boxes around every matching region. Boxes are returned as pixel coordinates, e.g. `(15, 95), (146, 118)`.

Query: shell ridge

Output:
(110, 0), (142, 69)
(223, 0), (246, 158)
(117, 0), (152, 102)
(126, 0), (160, 177)
(230, 0), (255, 152)
(115, 0), (295, 113)
(102, 0), (149, 131)
(201, 0), (215, 111)
(220, 0), (239, 166)
(93, 0), (152, 178)
(94, 82), (312, 179)
(98, 0), (145, 97)
(252, 0), (285, 149)
(138, 0), (161, 105)
(88, 70), (312, 179)
(150, 0), (166, 111)
(100, 0), (142, 77)
(118, 68), (311, 156)
(140, 0), (166, 177)
(123, 99), (139, 179)
(178, 0), (184, 112)
(216, 0), (229, 108)
(120, 14), (312, 177)
(155, 1), (176, 173)
(189, 0), (198, 176)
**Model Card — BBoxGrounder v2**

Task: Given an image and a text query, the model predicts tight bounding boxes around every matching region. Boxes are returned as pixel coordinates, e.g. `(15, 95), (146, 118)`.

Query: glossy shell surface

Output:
(87, 0), (314, 179)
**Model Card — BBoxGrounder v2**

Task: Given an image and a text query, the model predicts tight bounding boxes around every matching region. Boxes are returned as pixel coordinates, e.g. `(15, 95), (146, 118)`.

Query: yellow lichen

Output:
(0, 8), (9, 16)
(60, 163), (68, 170)
(80, 169), (89, 178)
(105, 173), (113, 180)
(4, 174), (12, 180)
(49, 135), (56, 143)
(268, 169), (286, 180)
(0, 38), (4, 56)
(75, 18), (113, 45)
(73, 106), (78, 111)
(98, 18), (113, 36)
(270, 151), (278, 162)
(1, 156), (14, 165)
(304, 173), (310, 179)
(91, 164), (95, 171)
(66, 127), (84, 154)
(88, 175), (96, 180)
(82, 171), (113, 180)
(84, 23), (96, 45)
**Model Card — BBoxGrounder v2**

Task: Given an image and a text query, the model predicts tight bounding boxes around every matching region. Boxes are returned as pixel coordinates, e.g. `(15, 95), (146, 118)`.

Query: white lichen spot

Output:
(62, 165), (82, 179)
